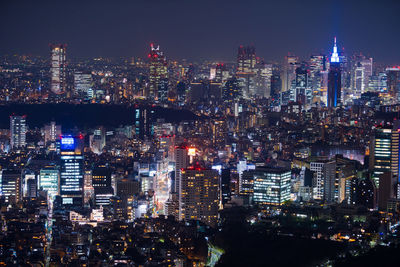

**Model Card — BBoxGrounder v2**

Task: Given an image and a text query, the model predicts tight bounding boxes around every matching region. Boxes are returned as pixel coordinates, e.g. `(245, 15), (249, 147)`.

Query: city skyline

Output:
(1, 0), (400, 64)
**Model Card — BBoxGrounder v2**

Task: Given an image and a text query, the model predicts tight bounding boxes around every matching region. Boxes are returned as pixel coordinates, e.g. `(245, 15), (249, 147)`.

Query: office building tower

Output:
(92, 166), (114, 206)
(237, 45), (256, 97)
(310, 160), (330, 200)
(328, 38), (341, 107)
(309, 55), (327, 104)
(378, 172), (396, 210)
(134, 107), (154, 140)
(83, 170), (94, 205)
(74, 71), (93, 99)
(237, 45), (256, 73)
(26, 178), (37, 199)
(90, 127), (106, 154)
(60, 135), (84, 206)
(221, 169), (231, 206)
(322, 161), (338, 203)
(1, 169), (22, 204)
(282, 54), (298, 93)
(222, 77), (241, 101)
(50, 44), (67, 95)
(174, 144), (189, 194)
(292, 64), (309, 104)
(255, 63), (273, 98)
(23, 171), (36, 198)
(39, 166), (59, 197)
(386, 67), (400, 102)
(148, 43), (168, 99)
(179, 166), (219, 226)
(370, 123), (400, 187)
(10, 115), (27, 149)
(252, 167), (291, 205)
(44, 121), (61, 148)
(351, 56), (373, 98)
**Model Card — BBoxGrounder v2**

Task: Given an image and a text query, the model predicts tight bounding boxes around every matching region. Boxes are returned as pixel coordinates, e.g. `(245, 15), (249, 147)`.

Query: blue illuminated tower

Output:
(328, 37), (341, 108)
(60, 135), (84, 207)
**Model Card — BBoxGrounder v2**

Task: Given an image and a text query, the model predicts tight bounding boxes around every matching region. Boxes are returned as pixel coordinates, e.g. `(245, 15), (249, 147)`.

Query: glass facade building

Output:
(252, 168), (291, 205)
(60, 135), (84, 206)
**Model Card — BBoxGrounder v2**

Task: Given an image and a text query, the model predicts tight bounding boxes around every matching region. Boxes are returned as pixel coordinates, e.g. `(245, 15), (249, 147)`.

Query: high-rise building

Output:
(351, 55), (373, 98)
(1, 169), (22, 204)
(309, 55), (328, 105)
(237, 45), (256, 73)
(252, 167), (291, 205)
(328, 38), (341, 108)
(50, 44), (67, 95)
(179, 166), (219, 226)
(222, 77), (241, 101)
(44, 121), (61, 148)
(60, 135), (84, 207)
(134, 107), (154, 140)
(39, 166), (59, 197)
(292, 64), (310, 104)
(237, 45), (257, 97)
(370, 123), (400, 187)
(221, 169), (231, 206)
(282, 54), (298, 93)
(174, 144), (189, 194)
(92, 166), (113, 206)
(322, 161), (338, 203)
(10, 115), (27, 149)
(386, 67), (400, 102)
(378, 172), (395, 210)
(148, 43), (168, 99)
(90, 127), (106, 154)
(74, 71), (93, 99)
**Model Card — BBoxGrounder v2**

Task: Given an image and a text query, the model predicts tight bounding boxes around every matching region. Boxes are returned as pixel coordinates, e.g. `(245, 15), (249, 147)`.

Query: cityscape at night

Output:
(2, 0), (400, 266)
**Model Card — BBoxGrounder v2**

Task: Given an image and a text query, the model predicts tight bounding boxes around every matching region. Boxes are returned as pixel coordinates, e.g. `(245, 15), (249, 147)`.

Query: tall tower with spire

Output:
(327, 37), (341, 108)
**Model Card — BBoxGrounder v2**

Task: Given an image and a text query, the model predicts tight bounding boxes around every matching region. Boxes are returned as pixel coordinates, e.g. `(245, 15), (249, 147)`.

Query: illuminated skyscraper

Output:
(386, 67), (400, 102)
(351, 55), (373, 98)
(60, 135), (84, 206)
(148, 43), (168, 99)
(370, 123), (400, 187)
(74, 71), (93, 99)
(174, 144), (189, 193)
(50, 44), (67, 95)
(237, 46), (256, 73)
(1, 170), (22, 204)
(10, 115), (26, 149)
(44, 121), (61, 148)
(292, 64), (309, 104)
(92, 166), (113, 206)
(281, 54), (298, 93)
(237, 45), (257, 97)
(179, 166), (219, 226)
(327, 38), (341, 108)
(39, 166), (59, 197)
(252, 167), (291, 205)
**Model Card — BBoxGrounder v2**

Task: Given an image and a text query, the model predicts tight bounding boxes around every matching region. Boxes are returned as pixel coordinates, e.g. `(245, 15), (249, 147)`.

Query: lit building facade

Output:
(10, 115), (26, 149)
(39, 166), (59, 197)
(1, 169), (22, 204)
(328, 38), (341, 108)
(60, 135), (84, 206)
(50, 44), (67, 95)
(179, 167), (219, 226)
(148, 43), (168, 99)
(252, 168), (291, 205)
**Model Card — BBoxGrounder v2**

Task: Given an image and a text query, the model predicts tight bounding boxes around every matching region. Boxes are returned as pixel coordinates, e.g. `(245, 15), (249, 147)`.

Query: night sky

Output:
(1, 0), (400, 64)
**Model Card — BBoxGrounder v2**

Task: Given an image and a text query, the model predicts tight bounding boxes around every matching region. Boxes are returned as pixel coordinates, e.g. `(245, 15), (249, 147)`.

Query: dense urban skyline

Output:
(1, 0), (400, 63)
(3, 1), (400, 266)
